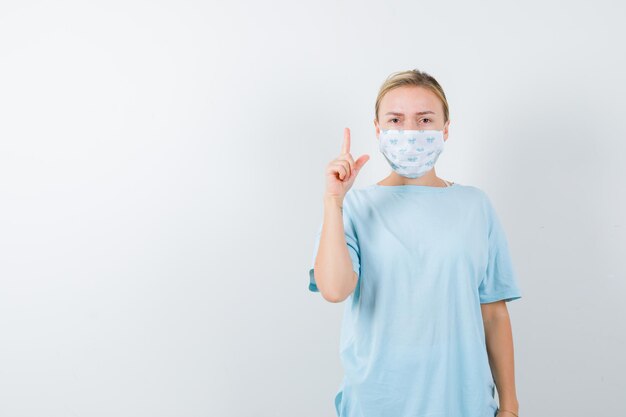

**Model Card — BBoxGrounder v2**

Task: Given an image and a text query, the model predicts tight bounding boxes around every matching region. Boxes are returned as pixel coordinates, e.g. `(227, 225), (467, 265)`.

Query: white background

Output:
(1, 0), (624, 416)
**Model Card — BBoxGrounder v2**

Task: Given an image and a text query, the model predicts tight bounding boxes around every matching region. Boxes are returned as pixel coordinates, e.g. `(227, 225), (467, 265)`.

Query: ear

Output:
(443, 119), (450, 141)
(374, 119), (380, 139)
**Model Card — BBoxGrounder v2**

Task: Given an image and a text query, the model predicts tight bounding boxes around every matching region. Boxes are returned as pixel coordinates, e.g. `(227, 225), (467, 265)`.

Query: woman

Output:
(308, 69), (522, 417)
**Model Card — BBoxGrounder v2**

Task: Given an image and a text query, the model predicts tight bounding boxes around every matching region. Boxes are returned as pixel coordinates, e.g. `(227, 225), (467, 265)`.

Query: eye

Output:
(421, 118), (432, 123)
(390, 118), (400, 124)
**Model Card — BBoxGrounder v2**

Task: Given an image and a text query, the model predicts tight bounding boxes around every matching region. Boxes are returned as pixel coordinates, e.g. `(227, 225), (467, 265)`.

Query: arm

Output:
(481, 300), (520, 416)
(312, 194), (359, 303)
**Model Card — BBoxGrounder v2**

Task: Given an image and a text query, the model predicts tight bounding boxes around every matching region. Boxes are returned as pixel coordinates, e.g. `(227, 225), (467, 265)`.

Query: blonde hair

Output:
(374, 69), (449, 124)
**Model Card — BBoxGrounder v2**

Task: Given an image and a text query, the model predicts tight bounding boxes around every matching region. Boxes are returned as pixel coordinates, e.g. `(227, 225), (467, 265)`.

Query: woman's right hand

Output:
(325, 127), (370, 202)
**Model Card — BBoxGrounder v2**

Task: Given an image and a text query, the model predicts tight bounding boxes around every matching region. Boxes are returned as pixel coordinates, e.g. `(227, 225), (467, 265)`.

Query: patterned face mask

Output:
(378, 128), (445, 179)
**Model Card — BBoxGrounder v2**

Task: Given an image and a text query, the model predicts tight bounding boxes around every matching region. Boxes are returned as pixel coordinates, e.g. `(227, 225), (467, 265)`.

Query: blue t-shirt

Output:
(308, 182), (522, 417)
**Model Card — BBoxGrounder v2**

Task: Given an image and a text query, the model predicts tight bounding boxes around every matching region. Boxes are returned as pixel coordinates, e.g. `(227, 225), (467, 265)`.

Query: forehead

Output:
(380, 85), (442, 114)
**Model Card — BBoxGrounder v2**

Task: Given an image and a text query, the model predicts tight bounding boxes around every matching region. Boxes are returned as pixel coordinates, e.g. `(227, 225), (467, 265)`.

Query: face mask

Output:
(378, 128), (445, 178)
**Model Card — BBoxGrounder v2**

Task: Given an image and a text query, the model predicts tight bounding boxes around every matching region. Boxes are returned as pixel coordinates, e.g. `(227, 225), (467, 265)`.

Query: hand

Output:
(324, 127), (369, 201)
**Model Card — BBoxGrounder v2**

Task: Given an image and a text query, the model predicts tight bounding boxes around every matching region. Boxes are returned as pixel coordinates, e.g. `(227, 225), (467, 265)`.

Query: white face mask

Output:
(378, 128), (445, 178)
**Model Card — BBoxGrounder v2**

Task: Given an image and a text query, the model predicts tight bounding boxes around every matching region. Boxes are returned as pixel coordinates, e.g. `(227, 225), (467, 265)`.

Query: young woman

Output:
(308, 69), (522, 417)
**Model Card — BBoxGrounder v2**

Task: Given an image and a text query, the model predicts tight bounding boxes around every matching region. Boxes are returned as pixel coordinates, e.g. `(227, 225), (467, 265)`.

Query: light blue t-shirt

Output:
(308, 182), (522, 417)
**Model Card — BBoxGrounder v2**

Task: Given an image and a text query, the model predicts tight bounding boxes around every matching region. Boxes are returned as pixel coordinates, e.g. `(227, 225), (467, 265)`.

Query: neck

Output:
(378, 170), (447, 187)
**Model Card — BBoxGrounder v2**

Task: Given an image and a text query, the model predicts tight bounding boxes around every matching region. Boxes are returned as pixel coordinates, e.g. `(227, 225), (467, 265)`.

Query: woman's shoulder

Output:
(450, 184), (502, 217)
(343, 182), (489, 207)
(450, 183), (494, 208)
(453, 183), (487, 197)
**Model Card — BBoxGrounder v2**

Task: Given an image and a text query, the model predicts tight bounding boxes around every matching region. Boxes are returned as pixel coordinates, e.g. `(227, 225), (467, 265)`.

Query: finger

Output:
(341, 127), (350, 155)
(329, 161), (350, 181)
(354, 154), (370, 172)
(332, 163), (348, 181)
(334, 159), (352, 180)
(337, 152), (356, 173)
(348, 155), (368, 180)
(327, 161), (347, 178)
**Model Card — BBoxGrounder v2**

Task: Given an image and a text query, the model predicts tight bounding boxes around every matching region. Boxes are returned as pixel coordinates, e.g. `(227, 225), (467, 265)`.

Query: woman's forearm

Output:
(483, 310), (519, 413)
(312, 194), (359, 302)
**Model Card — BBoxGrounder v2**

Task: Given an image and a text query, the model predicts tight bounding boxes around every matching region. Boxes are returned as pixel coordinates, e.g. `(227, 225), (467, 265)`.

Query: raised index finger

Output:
(341, 127), (351, 155)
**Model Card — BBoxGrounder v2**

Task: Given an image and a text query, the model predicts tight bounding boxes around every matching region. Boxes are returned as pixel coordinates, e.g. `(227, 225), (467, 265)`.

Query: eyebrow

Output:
(385, 111), (436, 116)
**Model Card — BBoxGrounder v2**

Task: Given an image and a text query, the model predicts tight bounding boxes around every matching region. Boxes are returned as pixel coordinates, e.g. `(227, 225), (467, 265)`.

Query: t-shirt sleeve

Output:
(308, 198), (361, 293)
(479, 194), (522, 304)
